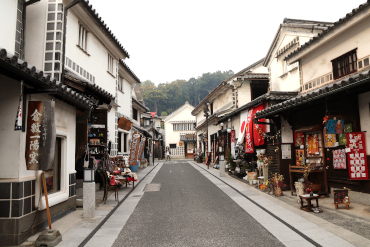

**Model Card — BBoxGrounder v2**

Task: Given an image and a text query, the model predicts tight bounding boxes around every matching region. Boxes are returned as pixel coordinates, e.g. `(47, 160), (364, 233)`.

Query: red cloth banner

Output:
(129, 132), (141, 166)
(231, 130), (235, 144)
(253, 104), (265, 146)
(245, 109), (254, 153)
(346, 132), (368, 180)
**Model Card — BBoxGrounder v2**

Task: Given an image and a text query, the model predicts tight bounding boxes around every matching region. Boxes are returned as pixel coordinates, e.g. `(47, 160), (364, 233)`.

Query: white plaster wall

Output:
(268, 31), (320, 92)
(281, 116), (294, 143)
(0, 0), (17, 53)
(249, 63), (267, 73)
(24, 0), (48, 69)
(196, 111), (205, 125)
(238, 81), (252, 106)
(0, 76), (23, 179)
(66, 12), (116, 95)
(164, 105), (195, 147)
(212, 88), (232, 113)
(107, 108), (116, 144)
(116, 79), (133, 117)
(358, 91), (370, 155)
(231, 116), (240, 142)
(301, 15), (370, 84)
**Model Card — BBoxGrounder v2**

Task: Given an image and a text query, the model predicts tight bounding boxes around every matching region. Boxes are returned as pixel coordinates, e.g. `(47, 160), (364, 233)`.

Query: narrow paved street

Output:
(112, 161), (283, 247)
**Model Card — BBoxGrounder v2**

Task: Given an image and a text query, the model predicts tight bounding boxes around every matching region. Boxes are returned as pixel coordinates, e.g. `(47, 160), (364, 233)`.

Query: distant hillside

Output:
(140, 70), (234, 116)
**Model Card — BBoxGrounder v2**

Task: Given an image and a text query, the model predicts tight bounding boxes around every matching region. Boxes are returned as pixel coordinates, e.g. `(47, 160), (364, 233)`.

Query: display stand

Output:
(289, 165), (328, 196)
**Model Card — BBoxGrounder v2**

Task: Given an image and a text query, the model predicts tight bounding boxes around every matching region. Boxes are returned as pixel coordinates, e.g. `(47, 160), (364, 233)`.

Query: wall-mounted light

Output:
(227, 128), (232, 133)
(220, 122), (224, 126)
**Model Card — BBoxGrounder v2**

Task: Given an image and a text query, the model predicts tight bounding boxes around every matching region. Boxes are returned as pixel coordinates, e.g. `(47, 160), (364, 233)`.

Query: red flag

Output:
(245, 109), (254, 153)
(150, 112), (156, 118)
(253, 104), (265, 146)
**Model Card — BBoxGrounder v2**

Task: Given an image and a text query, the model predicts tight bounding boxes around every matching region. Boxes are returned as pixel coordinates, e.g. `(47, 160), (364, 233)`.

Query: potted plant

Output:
(270, 173), (287, 196)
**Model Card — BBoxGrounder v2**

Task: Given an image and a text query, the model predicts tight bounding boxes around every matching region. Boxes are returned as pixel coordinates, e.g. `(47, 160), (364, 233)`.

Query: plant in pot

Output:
(270, 173), (287, 196)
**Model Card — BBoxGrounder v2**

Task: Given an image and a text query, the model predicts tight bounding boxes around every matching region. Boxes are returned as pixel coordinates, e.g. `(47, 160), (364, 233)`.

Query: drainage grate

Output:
(143, 183), (161, 192)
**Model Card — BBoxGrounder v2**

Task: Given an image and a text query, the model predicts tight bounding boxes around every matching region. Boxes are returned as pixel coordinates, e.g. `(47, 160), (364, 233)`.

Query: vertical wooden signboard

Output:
(129, 132), (141, 166)
(138, 136), (146, 159)
(25, 101), (56, 171)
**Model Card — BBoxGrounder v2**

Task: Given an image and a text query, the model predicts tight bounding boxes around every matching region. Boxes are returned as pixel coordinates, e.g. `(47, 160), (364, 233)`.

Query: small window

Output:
(332, 49), (357, 80)
(118, 76), (124, 92)
(210, 103), (213, 115)
(170, 144), (176, 149)
(364, 58), (370, 67)
(108, 54), (114, 74)
(133, 108), (138, 120)
(78, 24), (88, 51)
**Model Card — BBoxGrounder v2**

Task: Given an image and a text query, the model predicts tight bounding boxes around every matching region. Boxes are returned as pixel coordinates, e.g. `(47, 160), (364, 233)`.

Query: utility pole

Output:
(204, 103), (210, 169)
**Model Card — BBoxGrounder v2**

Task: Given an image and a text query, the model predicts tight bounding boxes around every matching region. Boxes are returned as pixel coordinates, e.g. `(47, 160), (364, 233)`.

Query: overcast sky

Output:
(88, 0), (365, 85)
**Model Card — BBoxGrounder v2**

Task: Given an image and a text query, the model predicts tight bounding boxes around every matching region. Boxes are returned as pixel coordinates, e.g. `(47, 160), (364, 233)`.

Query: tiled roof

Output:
(0, 47), (92, 110)
(82, 0), (130, 58)
(255, 69), (370, 119)
(132, 96), (150, 112)
(192, 58), (265, 114)
(285, 1), (370, 61)
(238, 73), (269, 80)
(217, 91), (298, 123)
(119, 59), (140, 83)
(64, 70), (114, 102)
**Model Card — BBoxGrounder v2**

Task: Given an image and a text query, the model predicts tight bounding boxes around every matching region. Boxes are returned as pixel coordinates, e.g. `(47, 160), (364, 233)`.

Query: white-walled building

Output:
(0, 1), (149, 245)
(256, 2), (370, 200)
(164, 102), (196, 158)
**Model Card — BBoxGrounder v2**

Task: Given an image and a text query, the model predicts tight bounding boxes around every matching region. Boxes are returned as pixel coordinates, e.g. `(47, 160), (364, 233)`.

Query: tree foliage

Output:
(140, 70), (234, 115)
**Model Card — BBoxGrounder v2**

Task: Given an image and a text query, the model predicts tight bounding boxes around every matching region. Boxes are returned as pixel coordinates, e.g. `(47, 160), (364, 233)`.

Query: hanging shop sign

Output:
(150, 112), (157, 118)
(230, 130), (236, 158)
(253, 104), (265, 146)
(25, 101), (56, 171)
(138, 136), (146, 159)
(128, 132), (141, 166)
(118, 117), (133, 131)
(245, 108), (254, 153)
(346, 132), (368, 180)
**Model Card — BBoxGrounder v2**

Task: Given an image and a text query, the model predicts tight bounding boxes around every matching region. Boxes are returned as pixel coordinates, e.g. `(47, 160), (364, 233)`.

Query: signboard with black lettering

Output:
(334, 189), (349, 204)
(138, 136), (146, 159)
(25, 101), (56, 171)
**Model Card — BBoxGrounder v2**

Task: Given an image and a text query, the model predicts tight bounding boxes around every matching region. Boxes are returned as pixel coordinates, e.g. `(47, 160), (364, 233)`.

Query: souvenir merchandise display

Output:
(344, 124), (352, 133)
(346, 132), (369, 180)
(338, 134), (347, 146)
(326, 119), (337, 134)
(324, 134), (336, 148)
(295, 132), (304, 147)
(245, 109), (254, 153)
(307, 134), (319, 155)
(335, 119), (344, 134)
(296, 149), (304, 166)
(333, 149), (346, 169)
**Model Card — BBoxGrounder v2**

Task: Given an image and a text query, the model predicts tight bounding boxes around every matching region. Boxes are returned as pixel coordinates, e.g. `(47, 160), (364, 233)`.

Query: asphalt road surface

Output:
(112, 162), (284, 247)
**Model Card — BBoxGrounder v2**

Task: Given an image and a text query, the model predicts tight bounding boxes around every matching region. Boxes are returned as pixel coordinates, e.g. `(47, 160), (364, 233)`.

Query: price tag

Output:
(300, 145), (304, 149)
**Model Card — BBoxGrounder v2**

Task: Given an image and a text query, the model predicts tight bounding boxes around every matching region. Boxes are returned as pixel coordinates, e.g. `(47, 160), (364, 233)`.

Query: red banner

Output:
(129, 132), (141, 166)
(253, 104), (265, 146)
(346, 132), (368, 180)
(231, 130), (235, 144)
(150, 112), (156, 118)
(245, 109), (254, 153)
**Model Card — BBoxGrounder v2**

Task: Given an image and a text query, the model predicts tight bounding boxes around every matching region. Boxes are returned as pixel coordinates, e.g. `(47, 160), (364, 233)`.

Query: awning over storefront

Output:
(255, 69), (370, 120)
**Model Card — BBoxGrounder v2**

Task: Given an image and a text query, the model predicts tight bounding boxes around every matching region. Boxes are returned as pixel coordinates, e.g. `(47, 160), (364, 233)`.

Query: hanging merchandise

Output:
(333, 149), (346, 169)
(326, 119), (336, 134)
(325, 134), (336, 148)
(346, 132), (368, 180)
(335, 119), (344, 134)
(338, 134), (347, 146)
(296, 149), (305, 166)
(253, 104), (265, 146)
(307, 133), (319, 155)
(294, 132), (304, 147)
(245, 109), (254, 153)
(344, 123), (352, 133)
(14, 81), (23, 131)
